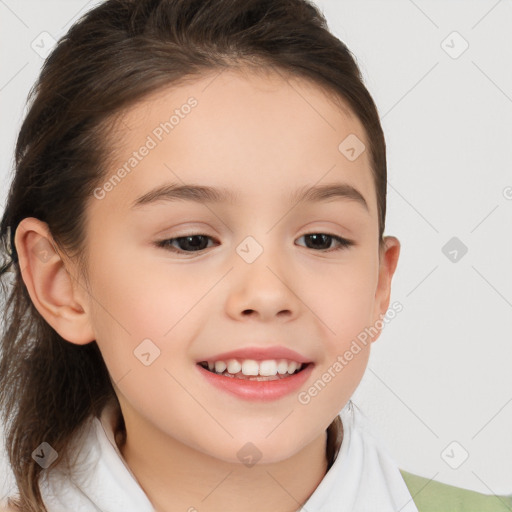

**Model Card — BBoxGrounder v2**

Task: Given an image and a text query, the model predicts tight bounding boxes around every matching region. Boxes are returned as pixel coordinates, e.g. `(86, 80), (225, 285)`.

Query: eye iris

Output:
(305, 234), (331, 250)
(178, 235), (209, 252)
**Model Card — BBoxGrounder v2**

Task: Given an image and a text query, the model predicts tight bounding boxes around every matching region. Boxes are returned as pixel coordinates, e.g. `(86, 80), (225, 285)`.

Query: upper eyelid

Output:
(158, 231), (352, 241)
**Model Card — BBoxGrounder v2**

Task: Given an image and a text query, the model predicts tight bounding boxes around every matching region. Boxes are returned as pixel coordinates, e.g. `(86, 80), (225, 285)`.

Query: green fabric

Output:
(400, 469), (512, 512)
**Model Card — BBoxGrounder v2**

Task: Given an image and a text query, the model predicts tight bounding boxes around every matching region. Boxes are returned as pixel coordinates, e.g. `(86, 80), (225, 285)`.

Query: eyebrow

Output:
(131, 182), (369, 212)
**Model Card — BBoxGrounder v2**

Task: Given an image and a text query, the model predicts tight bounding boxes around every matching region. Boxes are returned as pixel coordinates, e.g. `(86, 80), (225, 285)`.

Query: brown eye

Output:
(296, 233), (354, 252)
(155, 234), (216, 253)
(154, 232), (354, 256)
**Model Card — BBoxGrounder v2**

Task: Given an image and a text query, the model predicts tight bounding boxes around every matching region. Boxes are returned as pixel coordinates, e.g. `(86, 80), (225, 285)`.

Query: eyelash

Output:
(154, 232), (354, 255)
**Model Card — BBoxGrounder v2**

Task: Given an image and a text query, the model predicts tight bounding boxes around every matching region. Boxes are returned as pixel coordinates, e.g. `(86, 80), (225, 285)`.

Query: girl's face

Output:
(74, 68), (399, 463)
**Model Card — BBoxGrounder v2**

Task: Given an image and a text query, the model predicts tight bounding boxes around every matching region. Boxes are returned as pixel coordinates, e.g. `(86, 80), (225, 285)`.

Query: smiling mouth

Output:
(197, 361), (310, 381)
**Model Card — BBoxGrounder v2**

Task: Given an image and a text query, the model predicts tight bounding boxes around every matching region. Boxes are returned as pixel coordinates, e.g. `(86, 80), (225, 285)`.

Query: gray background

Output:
(1, 0), (511, 501)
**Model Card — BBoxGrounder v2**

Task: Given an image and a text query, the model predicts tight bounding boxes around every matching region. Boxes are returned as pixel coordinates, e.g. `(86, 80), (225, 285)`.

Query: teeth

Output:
(227, 359), (241, 374)
(214, 361), (227, 373)
(277, 360), (289, 374)
(241, 360), (259, 376)
(259, 360), (277, 376)
(201, 358), (305, 377)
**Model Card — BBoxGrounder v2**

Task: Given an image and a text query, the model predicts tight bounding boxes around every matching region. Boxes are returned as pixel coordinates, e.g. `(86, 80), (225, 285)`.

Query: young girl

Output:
(0, 0), (510, 511)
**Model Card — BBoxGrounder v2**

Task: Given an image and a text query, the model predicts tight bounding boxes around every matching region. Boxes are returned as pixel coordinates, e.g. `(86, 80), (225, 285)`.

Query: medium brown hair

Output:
(0, 0), (387, 509)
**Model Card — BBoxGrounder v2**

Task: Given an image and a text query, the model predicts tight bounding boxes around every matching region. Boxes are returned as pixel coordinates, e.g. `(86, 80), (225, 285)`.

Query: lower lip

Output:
(196, 363), (314, 401)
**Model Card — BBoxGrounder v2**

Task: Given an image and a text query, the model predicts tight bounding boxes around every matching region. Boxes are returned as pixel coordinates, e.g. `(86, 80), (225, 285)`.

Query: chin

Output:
(205, 436), (305, 466)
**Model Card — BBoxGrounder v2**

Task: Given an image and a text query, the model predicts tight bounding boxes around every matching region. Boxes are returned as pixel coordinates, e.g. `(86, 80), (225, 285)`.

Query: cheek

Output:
(297, 270), (375, 418)
(299, 255), (377, 410)
(85, 241), (213, 377)
(308, 258), (378, 351)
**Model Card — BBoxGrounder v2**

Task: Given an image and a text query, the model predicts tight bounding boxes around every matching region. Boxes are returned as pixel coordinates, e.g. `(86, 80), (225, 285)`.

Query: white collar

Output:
(40, 401), (154, 512)
(303, 403), (418, 511)
(39, 401), (418, 512)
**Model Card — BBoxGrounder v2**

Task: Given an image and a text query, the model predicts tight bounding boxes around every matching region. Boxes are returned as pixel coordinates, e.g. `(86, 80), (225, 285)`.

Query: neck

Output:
(118, 417), (331, 512)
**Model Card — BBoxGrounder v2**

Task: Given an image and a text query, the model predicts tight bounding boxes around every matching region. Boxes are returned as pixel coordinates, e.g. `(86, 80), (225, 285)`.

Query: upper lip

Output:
(197, 346), (312, 364)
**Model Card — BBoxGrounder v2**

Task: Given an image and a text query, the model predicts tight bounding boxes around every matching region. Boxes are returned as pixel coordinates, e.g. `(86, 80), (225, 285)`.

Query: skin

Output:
(15, 67), (400, 511)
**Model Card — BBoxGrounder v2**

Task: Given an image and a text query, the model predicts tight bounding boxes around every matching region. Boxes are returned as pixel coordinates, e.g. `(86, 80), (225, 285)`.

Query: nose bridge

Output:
(227, 231), (298, 320)
(236, 232), (284, 283)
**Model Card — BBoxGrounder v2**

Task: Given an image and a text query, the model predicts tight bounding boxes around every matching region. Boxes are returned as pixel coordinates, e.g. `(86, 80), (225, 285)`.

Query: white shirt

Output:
(37, 401), (418, 512)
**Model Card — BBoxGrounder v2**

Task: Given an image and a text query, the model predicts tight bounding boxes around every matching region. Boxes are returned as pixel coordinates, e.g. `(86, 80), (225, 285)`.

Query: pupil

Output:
(306, 234), (330, 250)
(179, 235), (208, 251)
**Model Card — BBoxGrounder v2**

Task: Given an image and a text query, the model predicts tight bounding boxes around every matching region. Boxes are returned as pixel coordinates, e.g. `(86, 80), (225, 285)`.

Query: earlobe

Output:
(14, 217), (95, 345)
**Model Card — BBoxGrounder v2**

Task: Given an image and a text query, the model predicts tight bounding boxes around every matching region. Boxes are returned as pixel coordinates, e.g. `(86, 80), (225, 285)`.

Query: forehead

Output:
(101, 67), (375, 213)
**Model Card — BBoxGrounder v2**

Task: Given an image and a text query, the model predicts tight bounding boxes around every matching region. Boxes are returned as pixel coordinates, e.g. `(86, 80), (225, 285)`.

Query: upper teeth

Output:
(205, 359), (303, 376)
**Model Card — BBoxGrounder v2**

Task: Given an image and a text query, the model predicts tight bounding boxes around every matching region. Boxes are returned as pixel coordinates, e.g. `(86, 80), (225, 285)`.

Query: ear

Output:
(14, 217), (95, 345)
(370, 235), (401, 343)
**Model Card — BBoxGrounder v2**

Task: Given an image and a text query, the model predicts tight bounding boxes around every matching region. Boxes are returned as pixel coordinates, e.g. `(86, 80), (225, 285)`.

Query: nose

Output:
(224, 242), (301, 323)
